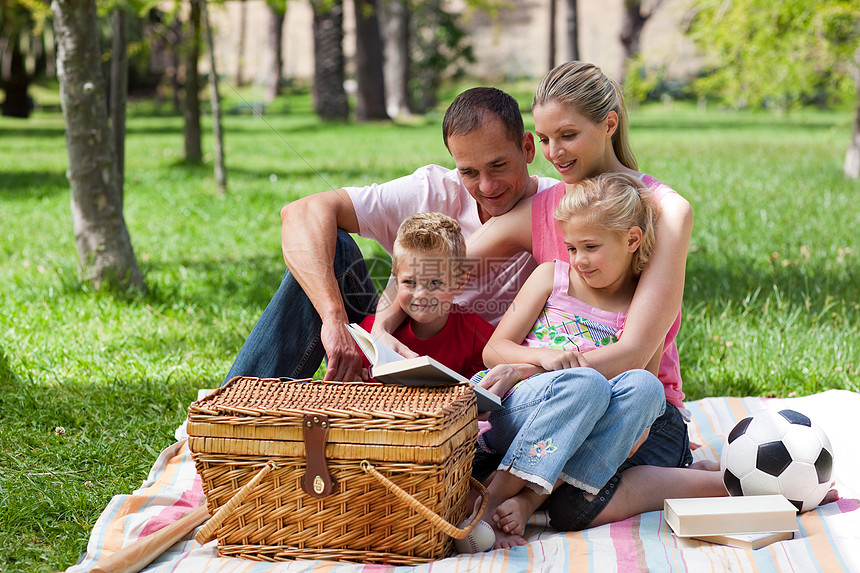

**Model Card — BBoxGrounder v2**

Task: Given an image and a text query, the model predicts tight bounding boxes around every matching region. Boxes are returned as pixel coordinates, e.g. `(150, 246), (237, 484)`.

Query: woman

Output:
(469, 61), (724, 537)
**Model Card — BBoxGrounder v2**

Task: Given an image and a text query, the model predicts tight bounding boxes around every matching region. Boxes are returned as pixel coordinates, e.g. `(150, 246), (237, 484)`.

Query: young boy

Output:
(358, 212), (494, 379)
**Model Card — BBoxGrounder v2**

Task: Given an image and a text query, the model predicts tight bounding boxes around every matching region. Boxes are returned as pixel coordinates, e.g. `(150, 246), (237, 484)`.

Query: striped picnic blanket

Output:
(67, 390), (860, 572)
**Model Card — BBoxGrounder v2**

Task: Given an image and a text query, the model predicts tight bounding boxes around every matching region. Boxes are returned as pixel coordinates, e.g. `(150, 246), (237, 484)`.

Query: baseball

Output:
(454, 520), (495, 553)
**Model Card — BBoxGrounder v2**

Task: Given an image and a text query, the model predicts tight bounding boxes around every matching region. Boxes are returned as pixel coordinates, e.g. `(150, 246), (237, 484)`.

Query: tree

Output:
(199, 0), (226, 191)
(380, 0), (410, 118)
(52, 0), (144, 290)
(110, 6), (129, 198)
(548, 0), (556, 70)
(566, 0), (579, 61)
(310, 0), (348, 119)
(264, 0), (287, 104)
(353, 0), (389, 121)
(618, 0), (664, 82)
(184, 0), (202, 163)
(686, 0), (860, 178)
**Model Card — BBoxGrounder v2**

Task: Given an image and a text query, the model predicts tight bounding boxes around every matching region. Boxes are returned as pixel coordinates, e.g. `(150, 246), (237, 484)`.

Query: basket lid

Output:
(187, 377), (476, 450)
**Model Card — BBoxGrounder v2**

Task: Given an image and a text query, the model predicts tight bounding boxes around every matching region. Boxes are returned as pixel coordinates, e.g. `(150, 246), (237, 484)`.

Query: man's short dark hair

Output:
(442, 87), (525, 150)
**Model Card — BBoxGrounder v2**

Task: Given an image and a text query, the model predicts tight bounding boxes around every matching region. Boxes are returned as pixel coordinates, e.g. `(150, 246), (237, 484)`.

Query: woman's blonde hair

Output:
(533, 61), (637, 171)
(554, 173), (655, 276)
(392, 212), (466, 279)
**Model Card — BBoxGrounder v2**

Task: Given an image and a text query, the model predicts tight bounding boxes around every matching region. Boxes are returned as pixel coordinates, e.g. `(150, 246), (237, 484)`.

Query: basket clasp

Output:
(301, 414), (338, 498)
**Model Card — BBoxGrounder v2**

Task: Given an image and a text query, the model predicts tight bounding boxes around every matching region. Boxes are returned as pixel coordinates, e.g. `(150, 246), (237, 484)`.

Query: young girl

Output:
(474, 173), (667, 548)
(468, 61), (729, 540)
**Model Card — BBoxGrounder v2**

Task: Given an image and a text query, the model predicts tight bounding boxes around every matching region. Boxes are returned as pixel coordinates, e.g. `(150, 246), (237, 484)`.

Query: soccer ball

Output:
(720, 408), (834, 513)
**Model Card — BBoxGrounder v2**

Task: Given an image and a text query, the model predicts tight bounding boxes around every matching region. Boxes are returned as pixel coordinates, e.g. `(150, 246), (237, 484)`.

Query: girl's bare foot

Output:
(494, 495), (531, 536)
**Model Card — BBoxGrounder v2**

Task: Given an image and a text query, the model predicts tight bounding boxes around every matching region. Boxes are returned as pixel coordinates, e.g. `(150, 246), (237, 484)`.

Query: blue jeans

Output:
(478, 367), (665, 496)
(222, 229), (379, 384)
(544, 400), (693, 531)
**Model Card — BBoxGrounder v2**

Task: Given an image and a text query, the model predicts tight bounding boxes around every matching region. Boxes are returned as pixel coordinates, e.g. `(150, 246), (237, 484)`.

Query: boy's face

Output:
(394, 252), (461, 337)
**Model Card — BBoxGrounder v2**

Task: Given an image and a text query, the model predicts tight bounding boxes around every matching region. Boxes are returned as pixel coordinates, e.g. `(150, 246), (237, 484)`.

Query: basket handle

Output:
(194, 461), (276, 545)
(360, 460), (489, 540)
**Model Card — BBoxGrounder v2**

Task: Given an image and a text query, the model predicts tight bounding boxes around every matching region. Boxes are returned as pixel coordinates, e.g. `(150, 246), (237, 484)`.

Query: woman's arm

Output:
(465, 195), (535, 278)
(580, 192), (693, 379)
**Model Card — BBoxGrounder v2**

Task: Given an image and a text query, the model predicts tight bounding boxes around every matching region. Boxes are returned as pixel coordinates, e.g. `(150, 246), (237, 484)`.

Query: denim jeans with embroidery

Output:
(479, 367), (665, 496)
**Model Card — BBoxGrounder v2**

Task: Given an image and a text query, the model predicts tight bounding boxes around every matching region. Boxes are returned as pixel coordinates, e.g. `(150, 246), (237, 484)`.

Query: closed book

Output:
(345, 323), (503, 412)
(693, 530), (795, 550)
(664, 495), (798, 537)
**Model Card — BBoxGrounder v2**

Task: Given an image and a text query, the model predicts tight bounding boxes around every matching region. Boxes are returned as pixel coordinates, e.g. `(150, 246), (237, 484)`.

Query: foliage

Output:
(1, 93), (858, 571)
(686, 0), (860, 109)
(408, 0), (476, 112)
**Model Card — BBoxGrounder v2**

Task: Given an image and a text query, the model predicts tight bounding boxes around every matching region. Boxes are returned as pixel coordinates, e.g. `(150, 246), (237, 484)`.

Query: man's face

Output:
(447, 117), (536, 222)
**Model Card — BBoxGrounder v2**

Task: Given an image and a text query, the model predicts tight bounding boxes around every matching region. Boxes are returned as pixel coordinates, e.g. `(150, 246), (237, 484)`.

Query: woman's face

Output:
(533, 101), (617, 184)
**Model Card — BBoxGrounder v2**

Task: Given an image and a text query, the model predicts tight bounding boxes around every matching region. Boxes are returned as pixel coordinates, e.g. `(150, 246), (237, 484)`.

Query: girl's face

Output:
(394, 252), (461, 338)
(533, 101), (618, 184)
(559, 215), (641, 292)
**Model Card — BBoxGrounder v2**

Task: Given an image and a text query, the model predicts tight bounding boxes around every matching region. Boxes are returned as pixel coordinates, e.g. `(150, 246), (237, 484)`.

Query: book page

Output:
(345, 323), (405, 367)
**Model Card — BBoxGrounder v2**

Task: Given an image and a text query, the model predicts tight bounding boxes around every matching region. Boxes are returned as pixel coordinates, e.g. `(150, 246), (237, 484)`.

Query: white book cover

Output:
(345, 323), (502, 412)
(664, 495), (798, 537)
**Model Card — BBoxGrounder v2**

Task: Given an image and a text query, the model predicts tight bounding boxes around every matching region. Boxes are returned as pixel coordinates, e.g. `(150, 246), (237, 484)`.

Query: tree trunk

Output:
(235, 0), (247, 86)
(548, 0), (556, 71)
(353, 0), (389, 121)
(1, 36), (31, 118)
(110, 7), (128, 203)
(844, 47), (860, 180)
(264, 1), (287, 104)
(311, 0), (349, 120)
(184, 0), (203, 164)
(381, 0), (410, 118)
(566, 0), (579, 61)
(618, 0), (648, 82)
(200, 0), (227, 192)
(52, 0), (144, 290)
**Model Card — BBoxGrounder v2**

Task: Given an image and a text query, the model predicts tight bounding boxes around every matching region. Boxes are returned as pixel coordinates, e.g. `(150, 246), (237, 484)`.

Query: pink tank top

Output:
(524, 260), (627, 353)
(531, 175), (685, 408)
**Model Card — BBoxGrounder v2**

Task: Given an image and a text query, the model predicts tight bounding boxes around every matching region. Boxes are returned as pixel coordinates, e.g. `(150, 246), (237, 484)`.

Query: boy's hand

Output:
(479, 363), (542, 398)
(370, 329), (419, 358)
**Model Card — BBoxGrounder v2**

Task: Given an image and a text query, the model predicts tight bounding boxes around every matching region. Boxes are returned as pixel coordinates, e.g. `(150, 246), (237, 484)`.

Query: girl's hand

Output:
(538, 349), (588, 372)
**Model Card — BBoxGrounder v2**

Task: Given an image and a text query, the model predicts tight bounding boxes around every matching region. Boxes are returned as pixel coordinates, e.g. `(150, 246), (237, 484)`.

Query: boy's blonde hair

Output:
(554, 173), (656, 276)
(392, 212), (466, 279)
(533, 61), (638, 172)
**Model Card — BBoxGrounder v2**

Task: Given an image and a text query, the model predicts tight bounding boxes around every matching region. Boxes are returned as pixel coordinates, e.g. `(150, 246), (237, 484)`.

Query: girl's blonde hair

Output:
(533, 61), (637, 171)
(392, 212), (466, 278)
(554, 173), (655, 276)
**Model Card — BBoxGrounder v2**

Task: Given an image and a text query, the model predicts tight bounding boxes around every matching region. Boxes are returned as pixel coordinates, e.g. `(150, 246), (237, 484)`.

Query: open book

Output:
(345, 323), (502, 412)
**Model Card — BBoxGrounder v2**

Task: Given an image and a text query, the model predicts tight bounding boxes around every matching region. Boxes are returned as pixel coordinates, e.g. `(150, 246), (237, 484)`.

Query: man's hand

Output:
(321, 322), (364, 381)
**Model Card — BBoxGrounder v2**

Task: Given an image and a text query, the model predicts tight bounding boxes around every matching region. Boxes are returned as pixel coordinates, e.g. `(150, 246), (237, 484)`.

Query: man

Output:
(223, 87), (558, 384)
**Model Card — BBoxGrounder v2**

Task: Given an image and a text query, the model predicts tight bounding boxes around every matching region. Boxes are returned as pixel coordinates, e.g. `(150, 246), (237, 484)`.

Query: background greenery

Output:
(1, 84), (857, 571)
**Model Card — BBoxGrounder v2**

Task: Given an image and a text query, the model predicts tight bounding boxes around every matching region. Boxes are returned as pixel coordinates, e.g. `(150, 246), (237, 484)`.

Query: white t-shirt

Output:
(345, 164), (559, 325)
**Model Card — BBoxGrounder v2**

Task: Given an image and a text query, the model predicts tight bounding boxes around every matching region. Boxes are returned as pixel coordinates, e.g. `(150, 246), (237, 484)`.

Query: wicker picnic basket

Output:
(186, 376), (487, 565)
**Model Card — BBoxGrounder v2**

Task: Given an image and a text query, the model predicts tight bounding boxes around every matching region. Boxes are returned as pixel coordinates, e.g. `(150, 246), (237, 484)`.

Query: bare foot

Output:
(820, 488), (839, 506)
(494, 495), (531, 536)
(688, 460), (720, 471)
(491, 522), (527, 550)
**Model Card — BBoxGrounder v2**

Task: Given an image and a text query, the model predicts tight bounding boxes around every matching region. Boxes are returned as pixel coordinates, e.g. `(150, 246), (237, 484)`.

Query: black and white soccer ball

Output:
(720, 408), (834, 513)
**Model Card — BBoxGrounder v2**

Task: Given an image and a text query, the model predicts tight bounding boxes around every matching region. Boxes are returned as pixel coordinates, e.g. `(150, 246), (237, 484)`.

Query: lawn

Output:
(1, 87), (858, 572)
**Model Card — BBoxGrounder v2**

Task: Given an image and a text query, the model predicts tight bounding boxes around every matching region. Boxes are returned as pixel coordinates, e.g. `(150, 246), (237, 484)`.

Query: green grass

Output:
(1, 91), (858, 571)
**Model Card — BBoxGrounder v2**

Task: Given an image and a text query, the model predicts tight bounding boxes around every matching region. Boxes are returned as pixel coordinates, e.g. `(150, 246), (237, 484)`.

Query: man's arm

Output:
(280, 189), (364, 381)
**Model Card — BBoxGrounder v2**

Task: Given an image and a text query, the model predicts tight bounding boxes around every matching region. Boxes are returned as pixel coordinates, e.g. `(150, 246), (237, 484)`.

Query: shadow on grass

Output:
(684, 252), (858, 313)
(0, 170), (68, 198)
